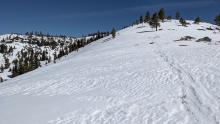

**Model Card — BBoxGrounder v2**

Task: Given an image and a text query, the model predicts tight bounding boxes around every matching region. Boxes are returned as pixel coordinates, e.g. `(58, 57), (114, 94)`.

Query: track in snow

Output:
(153, 41), (220, 124)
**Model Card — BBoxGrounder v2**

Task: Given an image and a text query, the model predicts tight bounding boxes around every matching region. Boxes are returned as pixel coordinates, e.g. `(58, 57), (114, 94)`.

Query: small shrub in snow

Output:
(111, 28), (116, 39)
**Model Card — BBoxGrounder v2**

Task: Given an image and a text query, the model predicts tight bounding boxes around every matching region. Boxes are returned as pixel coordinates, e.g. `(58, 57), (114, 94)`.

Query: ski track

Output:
(153, 41), (220, 124)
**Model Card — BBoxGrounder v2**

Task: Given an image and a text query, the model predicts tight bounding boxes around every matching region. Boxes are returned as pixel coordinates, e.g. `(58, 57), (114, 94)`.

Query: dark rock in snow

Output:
(197, 29), (206, 31)
(206, 27), (214, 30)
(196, 37), (212, 42)
(175, 36), (196, 41)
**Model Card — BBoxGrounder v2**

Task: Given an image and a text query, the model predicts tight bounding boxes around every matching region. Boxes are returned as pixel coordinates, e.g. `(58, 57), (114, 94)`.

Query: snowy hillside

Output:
(0, 33), (107, 81)
(0, 20), (220, 124)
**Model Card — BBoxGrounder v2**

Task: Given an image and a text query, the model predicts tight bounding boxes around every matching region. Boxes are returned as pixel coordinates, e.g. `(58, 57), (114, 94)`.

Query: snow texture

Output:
(0, 20), (220, 124)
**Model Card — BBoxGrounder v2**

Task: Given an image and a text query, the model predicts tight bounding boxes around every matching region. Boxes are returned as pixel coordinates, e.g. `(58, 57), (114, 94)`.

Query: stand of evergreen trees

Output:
(133, 8), (167, 31)
(132, 8), (220, 30)
(9, 32), (109, 78)
(0, 44), (14, 54)
(0, 31), (109, 81)
(1, 9), (220, 82)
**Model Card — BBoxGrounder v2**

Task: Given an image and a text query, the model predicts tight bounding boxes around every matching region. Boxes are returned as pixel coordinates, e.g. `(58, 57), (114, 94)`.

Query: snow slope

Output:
(0, 20), (220, 124)
(0, 34), (77, 81)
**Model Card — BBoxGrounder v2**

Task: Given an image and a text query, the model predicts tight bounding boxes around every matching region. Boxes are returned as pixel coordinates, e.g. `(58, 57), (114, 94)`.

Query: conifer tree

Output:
(158, 8), (166, 22)
(41, 51), (46, 61)
(139, 15), (144, 24)
(214, 14), (220, 26)
(48, 56), (51, 63)
(0, 64), (4, 73)
(179, 17), (187, 26)
(0, 77), (3, 82)
(144, 11), (151, 23)
(18, 58), (24, 75)
(1, 38), (5, 43)
(111, 28), (116, 38)
(12, 59), (18, 77)
(150, 13), (160, 31)
(23, 57), (29, 73)
(194, 17), (201, 24)
(53, 52), (57, 63)
(176, 11), (180, 20)
(29, 59), (34, 71)
(167, 16), (172, 20)
(135, 20), (139, 25)
(4, 57), (10, 69)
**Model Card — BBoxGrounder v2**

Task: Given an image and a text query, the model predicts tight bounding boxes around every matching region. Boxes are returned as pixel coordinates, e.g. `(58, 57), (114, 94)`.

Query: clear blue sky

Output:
(0, 0), (220, 36)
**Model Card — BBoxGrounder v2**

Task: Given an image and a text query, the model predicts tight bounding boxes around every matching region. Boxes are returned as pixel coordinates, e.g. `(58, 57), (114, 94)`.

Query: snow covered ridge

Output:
(0, 20), (220, 124)
(0, 32), (109, 82)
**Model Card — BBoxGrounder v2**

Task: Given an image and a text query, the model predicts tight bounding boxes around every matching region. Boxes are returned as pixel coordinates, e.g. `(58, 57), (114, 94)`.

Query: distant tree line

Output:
(132, 8), (220, 30)
(9, 32), (109, 78)
(0, 31), (109, 81)
(132, 8), (166, 31)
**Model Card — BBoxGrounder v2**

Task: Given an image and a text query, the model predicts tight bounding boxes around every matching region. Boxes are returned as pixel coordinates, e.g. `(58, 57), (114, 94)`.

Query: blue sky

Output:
(0, 0), (220, 36)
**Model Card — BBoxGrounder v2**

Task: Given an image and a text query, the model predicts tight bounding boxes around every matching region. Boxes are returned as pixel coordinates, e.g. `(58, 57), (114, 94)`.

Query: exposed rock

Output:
(197, 29), (206, 31)
(196, 37), (212, 42)
(206, 27), (214, 30)
(175, 36), (196, 41)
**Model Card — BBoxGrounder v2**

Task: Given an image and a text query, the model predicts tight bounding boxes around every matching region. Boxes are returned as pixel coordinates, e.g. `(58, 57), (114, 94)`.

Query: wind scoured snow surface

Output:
(0, 20), (220, 124)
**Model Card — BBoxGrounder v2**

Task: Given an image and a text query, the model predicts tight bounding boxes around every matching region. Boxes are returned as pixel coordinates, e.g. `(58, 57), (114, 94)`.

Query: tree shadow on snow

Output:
(137, 31), (154, 33)
(136, 26), (146, 29)
(102, 37), (112, 43)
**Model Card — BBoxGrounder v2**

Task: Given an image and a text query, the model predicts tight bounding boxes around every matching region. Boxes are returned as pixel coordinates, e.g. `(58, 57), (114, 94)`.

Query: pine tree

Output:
(8, 46), (13, 54)
(4, 57), (10, 69)
(144, 11), (151, 23)
(0, 64), (4, 73)
(12, 59), (18, 77)
(23, 57), (29, 73)
(167, 16), (172, 20)
(139, 15), (144, 24)
(179, 17), (187, 26)
(150, 13), (160, 31)
(96, 31), (101, 39)
(111, 28), (116, 38)
(53, 52), (57, 63)
(1, 38), (5, 43)
(29, 59), (34, 71)
(135, 20), (139, 25)
(0, 77), (3, 82)
(41, 50), (47, 61)
(194, 17), (201, 24)
(158, 8), (166, 22)
(176, 11), (180, 20)
(214, 14), (220, 26)
(18, 58), (24, 75)
(48, 56), (51, 63)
